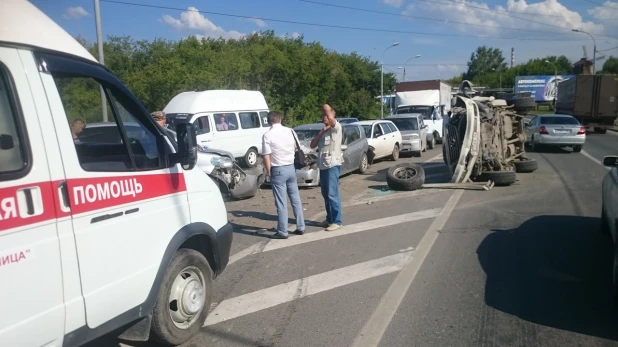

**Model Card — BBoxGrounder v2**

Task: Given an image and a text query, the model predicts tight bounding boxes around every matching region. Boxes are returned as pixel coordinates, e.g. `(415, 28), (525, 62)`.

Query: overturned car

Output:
(386, 80), (538, 191)
(442, 81), (538, 186)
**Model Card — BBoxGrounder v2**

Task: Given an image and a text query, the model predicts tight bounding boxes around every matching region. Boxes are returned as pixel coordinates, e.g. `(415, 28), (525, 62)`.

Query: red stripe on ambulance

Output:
(0, 173), (186, 232)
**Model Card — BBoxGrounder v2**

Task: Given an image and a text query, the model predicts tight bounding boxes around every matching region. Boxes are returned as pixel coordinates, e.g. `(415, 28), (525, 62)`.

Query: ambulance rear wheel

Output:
(151, 248), (213, 345)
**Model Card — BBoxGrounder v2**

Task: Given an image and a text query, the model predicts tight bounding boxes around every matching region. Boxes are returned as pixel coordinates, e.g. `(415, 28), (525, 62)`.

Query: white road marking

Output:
(352, 189), (464, 347)
(581, 150), (610, 171)
(230, 208), (439, 264)
(204, 250), (414, 326)
(264, 208), (441, 252)
(426, 152), (443, 162)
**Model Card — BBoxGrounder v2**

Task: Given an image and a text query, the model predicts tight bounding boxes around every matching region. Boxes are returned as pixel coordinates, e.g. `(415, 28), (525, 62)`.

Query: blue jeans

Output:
(271, 165), (305, 236)
(319, 165), (342, 225)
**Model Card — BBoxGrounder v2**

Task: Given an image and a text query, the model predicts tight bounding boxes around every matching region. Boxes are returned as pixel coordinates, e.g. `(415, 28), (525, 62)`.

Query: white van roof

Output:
(0, 0), (98, 63)
(163, 90), (269, 114)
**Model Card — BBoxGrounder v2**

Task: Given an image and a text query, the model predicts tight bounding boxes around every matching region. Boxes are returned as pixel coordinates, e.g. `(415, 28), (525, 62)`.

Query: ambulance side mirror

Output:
(174, 123), (198, 170)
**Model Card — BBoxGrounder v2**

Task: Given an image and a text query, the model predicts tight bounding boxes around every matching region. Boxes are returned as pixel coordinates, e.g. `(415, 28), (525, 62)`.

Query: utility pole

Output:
(380, 42), (399, 119)
(94, 0), (108, 122)
(573, 29), (597, 74)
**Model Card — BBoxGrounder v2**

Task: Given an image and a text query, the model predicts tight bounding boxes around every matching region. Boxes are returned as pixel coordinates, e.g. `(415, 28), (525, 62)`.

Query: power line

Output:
(296, 0), (584, 36)
(98, 0), (601, 42)
(598, 45), (618, 52)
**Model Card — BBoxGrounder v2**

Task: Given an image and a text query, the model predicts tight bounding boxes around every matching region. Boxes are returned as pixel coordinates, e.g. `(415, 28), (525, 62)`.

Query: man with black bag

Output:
(262, 111), (306, 239)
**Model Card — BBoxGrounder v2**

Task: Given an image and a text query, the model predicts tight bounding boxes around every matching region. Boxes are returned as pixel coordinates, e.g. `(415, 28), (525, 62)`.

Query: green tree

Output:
(465, 46), (508, 81)
(601, 56), (618, 74)
(68, 32), (395, 127)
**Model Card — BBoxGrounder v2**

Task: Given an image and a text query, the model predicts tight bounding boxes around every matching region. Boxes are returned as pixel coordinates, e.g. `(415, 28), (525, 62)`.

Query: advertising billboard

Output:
(514, 75), (576, 102)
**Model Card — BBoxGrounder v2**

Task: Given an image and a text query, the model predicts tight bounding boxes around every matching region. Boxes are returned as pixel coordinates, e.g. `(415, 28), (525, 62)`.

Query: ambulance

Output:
(0, 1), (232, 346)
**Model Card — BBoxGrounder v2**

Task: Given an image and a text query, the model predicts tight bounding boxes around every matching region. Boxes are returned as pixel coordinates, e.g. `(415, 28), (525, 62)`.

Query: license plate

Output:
(554, 129), (569, 133)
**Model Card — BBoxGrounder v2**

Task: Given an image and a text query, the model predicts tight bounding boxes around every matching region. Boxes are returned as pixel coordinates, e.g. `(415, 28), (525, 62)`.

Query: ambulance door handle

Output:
(23, 188), (35, 215)
(58, 181), (71, 212)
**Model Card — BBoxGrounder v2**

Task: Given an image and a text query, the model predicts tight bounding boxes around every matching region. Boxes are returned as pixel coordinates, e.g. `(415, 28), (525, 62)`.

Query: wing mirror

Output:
(341, 144), (348, 151)
(603, 155), (618, 167)
(174, 123), (198, 170)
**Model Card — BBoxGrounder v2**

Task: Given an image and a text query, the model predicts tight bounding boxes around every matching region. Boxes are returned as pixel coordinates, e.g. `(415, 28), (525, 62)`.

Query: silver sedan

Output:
(524, 114), (586, 152)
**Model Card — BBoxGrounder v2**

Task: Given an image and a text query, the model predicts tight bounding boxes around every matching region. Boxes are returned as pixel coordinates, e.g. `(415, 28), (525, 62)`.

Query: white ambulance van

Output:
(163, 90), (270, 168)
(0, 1), (232, 346)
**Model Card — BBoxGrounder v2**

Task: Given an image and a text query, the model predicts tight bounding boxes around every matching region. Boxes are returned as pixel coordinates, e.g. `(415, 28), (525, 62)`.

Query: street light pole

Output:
(94, 0), (108, 122)
(402, 54), (422, 82)
(573, 29), (597, 74)
(380, 42), (399, 119)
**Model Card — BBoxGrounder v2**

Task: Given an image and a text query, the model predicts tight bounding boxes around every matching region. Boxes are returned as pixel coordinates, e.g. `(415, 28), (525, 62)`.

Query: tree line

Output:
(446, 45), (618, 89)
(73, 31), (396, 127)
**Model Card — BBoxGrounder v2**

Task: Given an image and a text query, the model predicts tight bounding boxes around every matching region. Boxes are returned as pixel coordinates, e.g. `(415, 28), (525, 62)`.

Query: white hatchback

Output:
(356, 120), (403, 161)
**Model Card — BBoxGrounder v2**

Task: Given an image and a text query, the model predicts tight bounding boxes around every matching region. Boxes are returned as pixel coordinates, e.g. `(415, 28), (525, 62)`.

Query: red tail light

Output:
(539, 126), (548, 134)
(577, 126), (586, 135)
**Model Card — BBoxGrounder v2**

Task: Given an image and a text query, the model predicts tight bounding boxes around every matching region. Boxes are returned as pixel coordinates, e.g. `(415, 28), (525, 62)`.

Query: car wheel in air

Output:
(514, 159), (538, 173)
(475, 170), (517, 186)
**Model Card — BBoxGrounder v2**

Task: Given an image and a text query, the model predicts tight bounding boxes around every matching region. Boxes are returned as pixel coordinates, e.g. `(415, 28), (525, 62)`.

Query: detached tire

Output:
(475, 170), (517, 186)
(514, 159), (538, 173)
(151, 248), (213, 345)
(386, 163), (425, 191)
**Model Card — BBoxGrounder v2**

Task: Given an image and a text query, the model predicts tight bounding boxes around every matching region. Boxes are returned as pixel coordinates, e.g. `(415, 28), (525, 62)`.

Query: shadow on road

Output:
(477, 215), (618, 341)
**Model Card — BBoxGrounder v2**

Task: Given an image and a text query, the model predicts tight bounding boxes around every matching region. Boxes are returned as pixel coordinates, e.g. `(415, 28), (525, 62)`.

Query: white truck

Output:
(393, 80), (452, 143)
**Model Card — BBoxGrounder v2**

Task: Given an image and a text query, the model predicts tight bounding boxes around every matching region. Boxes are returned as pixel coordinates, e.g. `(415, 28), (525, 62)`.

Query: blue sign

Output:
(514, 75), (576, 102)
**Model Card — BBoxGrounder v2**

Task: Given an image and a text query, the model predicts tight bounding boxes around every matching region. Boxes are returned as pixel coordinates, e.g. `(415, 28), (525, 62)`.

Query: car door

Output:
(371, 123), (385, 157)
(382, 122), (396, 151)
(525, 116), (537, 142)
(39, 52), (191, 329)
(0, 48), (65, 347)
(193, 114), (213, 148)
(419, 117), (428, 150)
(342, 125), (362, 174)
(377, 123), (392, 157)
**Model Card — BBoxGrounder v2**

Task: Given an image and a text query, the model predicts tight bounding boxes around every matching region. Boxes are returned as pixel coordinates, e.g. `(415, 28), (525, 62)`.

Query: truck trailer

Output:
(556, 75), (618, 134)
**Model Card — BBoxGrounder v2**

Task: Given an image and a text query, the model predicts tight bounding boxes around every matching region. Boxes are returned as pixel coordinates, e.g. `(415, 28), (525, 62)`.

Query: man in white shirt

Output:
(262, 111), (305, 239)
(310, 104), (343, 231)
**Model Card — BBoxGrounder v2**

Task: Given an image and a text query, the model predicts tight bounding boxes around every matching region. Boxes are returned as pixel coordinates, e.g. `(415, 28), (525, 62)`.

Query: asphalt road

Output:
(93, 132), (618, 347)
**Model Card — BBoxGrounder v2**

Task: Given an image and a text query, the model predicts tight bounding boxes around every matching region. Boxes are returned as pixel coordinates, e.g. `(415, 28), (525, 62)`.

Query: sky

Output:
(30, 0), (618, 81)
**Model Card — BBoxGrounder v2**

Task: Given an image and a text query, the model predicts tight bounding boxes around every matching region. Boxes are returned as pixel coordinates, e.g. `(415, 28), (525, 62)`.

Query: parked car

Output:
(386, 113), (431, 157)
(602, 155), (618, 299)
(264, 123), (371, 187)
(356, 120), (403, 162)
(524, 114), (586, 152)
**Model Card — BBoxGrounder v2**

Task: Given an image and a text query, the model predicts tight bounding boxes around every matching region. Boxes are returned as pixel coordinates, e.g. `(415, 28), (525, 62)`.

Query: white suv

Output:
(0, 1), (232, 346)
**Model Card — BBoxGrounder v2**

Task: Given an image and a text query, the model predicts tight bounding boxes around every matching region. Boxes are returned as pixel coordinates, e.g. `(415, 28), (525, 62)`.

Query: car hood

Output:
(198, 146), (235, 161)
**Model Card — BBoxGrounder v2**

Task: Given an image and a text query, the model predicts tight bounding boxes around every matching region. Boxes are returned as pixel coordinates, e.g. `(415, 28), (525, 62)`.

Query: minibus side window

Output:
(239, 112), (261, 129)
(0, 65), (29, 181)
